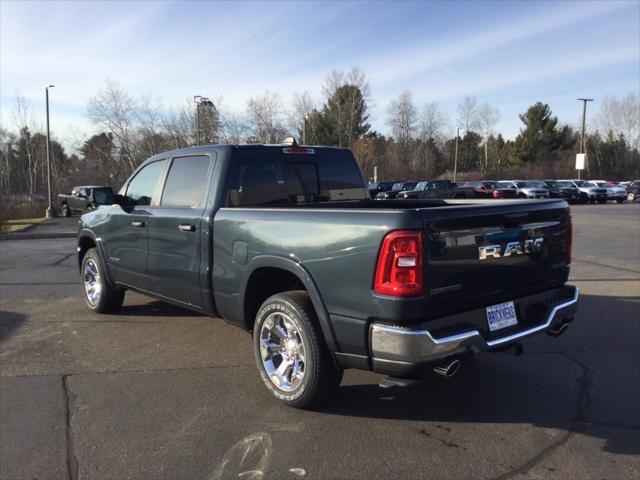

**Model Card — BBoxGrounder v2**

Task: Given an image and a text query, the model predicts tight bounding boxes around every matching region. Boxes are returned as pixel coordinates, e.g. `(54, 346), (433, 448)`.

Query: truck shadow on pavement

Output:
(0, 311), (26, 341)
(316, 292), (640, 457)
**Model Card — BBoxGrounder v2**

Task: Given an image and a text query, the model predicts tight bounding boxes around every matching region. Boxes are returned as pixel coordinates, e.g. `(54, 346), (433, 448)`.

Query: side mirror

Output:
(91, 187), (115, 205)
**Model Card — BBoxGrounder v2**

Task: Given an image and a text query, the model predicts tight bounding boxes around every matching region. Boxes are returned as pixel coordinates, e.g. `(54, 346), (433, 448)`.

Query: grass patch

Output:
(0, 217), (47, 233)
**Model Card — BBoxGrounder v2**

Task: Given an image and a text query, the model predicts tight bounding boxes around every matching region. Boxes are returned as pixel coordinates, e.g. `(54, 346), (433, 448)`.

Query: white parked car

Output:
(591, 181), (627, 203)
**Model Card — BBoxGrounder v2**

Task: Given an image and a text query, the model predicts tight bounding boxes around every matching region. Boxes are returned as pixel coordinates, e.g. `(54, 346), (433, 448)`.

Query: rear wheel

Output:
(253, 291), (343, 408)
(628, 192), (636, 201)
(81, 248), (125, 313)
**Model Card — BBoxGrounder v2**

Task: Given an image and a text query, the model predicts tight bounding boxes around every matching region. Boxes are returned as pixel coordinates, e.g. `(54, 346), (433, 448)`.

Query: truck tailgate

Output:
(419, 200), (571, 318)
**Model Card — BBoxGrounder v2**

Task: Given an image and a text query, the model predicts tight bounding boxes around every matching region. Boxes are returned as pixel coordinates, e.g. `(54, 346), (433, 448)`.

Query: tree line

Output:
(1, 66), (638, 213)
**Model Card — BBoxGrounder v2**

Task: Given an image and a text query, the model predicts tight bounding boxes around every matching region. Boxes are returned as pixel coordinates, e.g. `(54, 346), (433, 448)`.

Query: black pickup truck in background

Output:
(59, 186), (114, 216)
(77, 143), (578, 408)
(396, 180), (476, 199)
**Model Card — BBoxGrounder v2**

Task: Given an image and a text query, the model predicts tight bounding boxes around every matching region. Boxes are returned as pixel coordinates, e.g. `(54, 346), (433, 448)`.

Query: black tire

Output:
(589, 198), (596, 204)
(80, 248), (125, 313)
(616, 199), (625, 203)
(253, 291), (343, 408)
(62, 203), (71, 217)
(597, 198), (607, 204)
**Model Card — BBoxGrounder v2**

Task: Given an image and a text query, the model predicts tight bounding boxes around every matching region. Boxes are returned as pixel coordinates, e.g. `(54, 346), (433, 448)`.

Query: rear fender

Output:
(241, 255), (339, 352)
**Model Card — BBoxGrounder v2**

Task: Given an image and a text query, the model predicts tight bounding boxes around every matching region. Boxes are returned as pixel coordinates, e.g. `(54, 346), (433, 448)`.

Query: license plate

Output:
(486, 301), (518, 332)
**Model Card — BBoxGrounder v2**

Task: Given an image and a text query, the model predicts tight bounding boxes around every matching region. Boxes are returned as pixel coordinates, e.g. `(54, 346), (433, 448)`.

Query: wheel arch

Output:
(77, 229), (114, 285)
(240, 256), (339, 352)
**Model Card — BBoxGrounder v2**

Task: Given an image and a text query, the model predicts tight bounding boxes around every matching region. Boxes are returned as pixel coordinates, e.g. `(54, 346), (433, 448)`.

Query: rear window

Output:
(227, 150), (366, 207)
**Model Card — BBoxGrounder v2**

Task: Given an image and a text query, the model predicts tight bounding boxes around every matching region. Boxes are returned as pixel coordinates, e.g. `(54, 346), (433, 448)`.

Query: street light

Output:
(45, 84), (55, 218)
(577, 98), (594, 180)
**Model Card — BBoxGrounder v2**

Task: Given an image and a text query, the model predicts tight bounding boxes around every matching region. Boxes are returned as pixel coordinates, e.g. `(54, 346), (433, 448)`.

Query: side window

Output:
(126, 160), (167, 206)
(160, 156), (211, 208)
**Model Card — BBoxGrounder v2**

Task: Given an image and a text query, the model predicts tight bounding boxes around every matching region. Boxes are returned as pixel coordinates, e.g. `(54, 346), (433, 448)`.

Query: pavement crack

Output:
(62, 374), (79, 480)
(53, 253), (75, 266)
(490, 352), (593, 480)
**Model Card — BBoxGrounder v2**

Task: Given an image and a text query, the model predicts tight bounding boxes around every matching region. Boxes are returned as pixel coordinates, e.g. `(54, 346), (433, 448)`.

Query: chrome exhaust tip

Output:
(547, 322), (569, 337)
(433, 358), (460, 378)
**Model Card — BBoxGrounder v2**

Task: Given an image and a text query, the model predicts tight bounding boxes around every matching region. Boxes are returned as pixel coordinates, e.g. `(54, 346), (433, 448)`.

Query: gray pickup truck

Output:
(77, 143), (578, 407)
(59, 185), (113, 216)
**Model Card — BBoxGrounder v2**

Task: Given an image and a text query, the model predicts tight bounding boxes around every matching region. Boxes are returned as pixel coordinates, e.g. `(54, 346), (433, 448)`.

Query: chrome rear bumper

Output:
(370, 286), (579, 373)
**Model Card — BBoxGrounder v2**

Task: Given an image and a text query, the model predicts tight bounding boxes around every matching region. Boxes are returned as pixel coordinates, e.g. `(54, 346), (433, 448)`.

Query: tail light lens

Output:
(374, 230), (424, 296)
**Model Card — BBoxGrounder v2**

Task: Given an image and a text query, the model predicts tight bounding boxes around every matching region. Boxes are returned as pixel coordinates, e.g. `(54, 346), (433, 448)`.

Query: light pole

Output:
(45, 85), (55, 218)
(577, 98), (594, 180)
(453, 127), (460, 183)
(193, 95), (202, 146)
(302, 115), (307, 145)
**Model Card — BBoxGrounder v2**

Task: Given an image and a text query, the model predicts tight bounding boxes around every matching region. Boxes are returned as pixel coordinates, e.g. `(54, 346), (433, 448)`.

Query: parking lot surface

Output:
(1, 203), (639, 480)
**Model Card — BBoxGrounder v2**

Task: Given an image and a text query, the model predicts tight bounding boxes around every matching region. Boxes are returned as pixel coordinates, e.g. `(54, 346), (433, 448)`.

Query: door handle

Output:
(178, 224), (196, 232)
(131, 221), (146, 228)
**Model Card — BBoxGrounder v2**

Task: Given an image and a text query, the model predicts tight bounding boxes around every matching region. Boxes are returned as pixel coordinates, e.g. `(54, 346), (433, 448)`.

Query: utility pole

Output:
(302, 115), (307, 145)
(193, 95), (202, 146)
(577, 98), (594, 180)
(453, 127), (460, 183)
(45, 85), (55, 218)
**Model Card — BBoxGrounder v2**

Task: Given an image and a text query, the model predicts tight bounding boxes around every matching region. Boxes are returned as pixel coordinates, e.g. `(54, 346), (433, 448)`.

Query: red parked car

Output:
(463, 181), (519, 199)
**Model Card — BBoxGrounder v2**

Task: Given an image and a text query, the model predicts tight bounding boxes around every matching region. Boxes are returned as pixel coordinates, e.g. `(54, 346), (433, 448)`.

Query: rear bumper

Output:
(370, 285), (579, 376)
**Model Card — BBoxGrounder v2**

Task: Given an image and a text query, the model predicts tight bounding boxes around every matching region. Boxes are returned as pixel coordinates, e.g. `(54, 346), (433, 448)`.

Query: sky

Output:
(1, 0), (639, 153)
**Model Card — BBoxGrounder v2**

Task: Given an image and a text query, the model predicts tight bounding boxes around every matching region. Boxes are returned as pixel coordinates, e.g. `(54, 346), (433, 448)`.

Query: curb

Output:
(0, 232), (77, 241)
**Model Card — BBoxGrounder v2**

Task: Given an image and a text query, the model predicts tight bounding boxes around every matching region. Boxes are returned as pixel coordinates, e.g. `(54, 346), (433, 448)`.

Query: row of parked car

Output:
(369, 179), (640, 203)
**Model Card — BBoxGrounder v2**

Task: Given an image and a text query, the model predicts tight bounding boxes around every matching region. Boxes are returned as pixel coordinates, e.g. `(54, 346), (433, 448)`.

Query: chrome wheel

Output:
(628, 192), (635, 201)
(83, 259), (101, 306)
(259, 312), (306, 392)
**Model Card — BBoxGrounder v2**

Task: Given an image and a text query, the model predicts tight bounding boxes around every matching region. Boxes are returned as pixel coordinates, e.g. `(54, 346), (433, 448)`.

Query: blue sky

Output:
(1, 0), (639, 151)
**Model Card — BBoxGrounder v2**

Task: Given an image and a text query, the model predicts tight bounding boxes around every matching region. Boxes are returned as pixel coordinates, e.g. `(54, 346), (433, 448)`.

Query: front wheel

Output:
(253, 291), (343, 408)
(81, 248), (125, 313)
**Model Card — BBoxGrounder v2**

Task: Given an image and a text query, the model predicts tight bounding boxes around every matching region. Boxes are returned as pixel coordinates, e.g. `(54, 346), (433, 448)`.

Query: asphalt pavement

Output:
(1, 203), (639, 480)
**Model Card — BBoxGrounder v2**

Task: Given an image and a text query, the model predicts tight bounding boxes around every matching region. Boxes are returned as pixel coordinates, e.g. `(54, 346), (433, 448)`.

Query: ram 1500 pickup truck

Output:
(77, 144), (579, 407)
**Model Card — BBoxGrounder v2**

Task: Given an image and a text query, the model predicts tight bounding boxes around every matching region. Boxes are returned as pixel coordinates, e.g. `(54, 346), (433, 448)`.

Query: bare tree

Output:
(87, 80), (138, 171)
(598, 93), (640, 149)
(477, 103), (500, 177)
(289, 91), (315, 142)
(419, 102), (448, 142)
(387, 91), (418, 145)
(457, 95), (480, 133)
(220, 111), (251, 144)
(13, 93), (37, 201)
(138, 94), (166, 157)
(246, 90), (289, 143)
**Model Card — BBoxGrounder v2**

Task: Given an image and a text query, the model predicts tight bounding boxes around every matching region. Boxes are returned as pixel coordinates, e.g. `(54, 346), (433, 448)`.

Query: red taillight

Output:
(374, 230), (424, 297)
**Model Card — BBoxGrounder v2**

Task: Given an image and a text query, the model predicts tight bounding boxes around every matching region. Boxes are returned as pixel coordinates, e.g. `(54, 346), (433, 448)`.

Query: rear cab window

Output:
(226, 149), (367, 207)
(160, 155), (211, 208)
